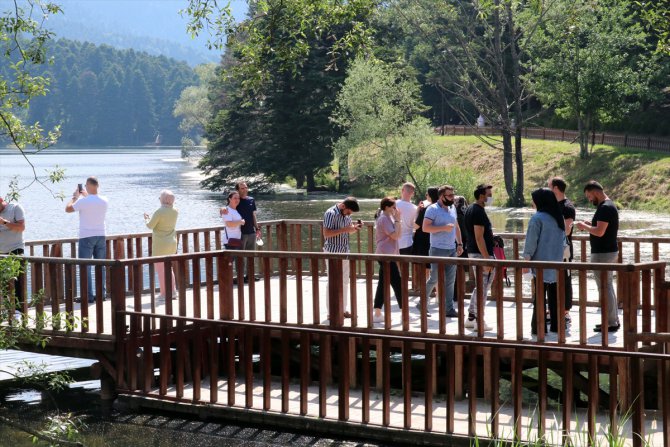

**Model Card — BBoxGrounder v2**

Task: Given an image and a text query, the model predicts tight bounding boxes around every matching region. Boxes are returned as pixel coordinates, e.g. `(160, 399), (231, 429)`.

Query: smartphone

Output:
(356, 219), (363, 227)
(77, 183), (83, 192)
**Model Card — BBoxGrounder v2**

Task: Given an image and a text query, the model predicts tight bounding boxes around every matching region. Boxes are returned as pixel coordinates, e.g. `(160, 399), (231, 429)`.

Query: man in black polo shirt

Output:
(464, 183), (495, 331)
(549, 176), (576, 322)
(576, 180), (620, 332)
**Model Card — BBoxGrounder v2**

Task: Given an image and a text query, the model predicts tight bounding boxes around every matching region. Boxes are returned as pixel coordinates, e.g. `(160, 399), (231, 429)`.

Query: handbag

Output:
(224, 227), (243, 248)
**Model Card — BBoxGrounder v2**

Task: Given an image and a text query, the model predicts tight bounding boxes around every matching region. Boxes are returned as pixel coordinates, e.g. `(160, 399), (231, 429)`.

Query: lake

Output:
(2, 147), (670, 241)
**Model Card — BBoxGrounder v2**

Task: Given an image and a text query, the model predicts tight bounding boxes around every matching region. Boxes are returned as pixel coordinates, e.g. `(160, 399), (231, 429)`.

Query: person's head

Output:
(159, 190), (175, 207)
(227, 191), (240, 207)
(340, 197), (360, 216)
(531, 187), (565, 231)
(583, 180), (605, 206)
(235, 181), (249, 198)
(438, 185), (455, 207)
(379, 196), (397, 216)
(426, 187), (439, 204)
(85, 176), (99, 194)
(548, 176), (567, 199)
(455, 195), (468, 213)
(474, 183), (493, 206)
(400, 182), (415, 201)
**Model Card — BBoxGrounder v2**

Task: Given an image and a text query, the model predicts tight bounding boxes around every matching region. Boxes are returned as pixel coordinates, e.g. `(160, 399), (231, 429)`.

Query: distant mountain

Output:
(43, 0), (247, 66)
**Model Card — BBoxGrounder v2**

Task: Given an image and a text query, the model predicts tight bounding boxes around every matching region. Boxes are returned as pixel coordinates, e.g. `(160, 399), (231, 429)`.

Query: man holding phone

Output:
(322, 197), (361, 320)
(65, 177), (109, 302)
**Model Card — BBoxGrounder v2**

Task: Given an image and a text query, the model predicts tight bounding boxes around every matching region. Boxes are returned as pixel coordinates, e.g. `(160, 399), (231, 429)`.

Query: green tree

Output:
(173, 63), (216, 148)
(527, 0), (659, 158)
(637, 0), (670, 54)
(187, 0), (376, 191)
(333, 57), (435, 194)
(0, 0), (63, 196)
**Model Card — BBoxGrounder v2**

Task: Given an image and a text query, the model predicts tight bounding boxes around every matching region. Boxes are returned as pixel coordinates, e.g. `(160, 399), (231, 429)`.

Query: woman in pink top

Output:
(373, 197), (403, 323)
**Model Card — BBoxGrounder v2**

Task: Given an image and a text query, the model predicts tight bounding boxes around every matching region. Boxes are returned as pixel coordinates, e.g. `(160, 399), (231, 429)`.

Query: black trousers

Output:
(563, 268), (573, 310)
(4, 248), (25, 311)
(531, 281), (558, 334)
(374, 261), (403, 310)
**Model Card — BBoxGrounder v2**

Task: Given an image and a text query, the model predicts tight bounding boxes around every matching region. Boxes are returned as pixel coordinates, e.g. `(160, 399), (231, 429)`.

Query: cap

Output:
(583, 180), (604, 192)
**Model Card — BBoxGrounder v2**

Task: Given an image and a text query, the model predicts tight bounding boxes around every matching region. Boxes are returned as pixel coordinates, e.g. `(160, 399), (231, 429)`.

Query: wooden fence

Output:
(436, 125), (670, 152)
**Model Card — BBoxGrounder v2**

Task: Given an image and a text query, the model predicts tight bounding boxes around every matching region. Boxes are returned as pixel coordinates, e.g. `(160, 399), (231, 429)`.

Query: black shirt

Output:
(237, 196), (257, 235)
(558, 198), (576, 259)
(464, 203), (494, 256)
(590, 199), (619, 253)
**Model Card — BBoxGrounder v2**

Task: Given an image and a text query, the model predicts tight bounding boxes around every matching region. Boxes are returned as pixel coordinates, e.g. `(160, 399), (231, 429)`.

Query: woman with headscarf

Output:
(522, 187), (566, 334)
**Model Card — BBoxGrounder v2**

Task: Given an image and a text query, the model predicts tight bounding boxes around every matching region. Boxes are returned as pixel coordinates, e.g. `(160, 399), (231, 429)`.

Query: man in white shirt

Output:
(0, 194), (26, 316)
(396, 182), (417, 256)
(66, 177), (109, 302)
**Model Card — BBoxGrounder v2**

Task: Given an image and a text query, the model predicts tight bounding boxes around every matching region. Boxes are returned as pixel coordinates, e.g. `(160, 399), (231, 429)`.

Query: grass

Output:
(429, 135), (670, 211)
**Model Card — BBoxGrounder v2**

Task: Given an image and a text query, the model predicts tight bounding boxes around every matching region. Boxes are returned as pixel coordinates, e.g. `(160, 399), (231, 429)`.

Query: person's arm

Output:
(323, 224), (354, 238)
(65, 196), (77, 213)
(455, 224), (463, 256)
(386, 213), (402, 241)
(252, 210), (260, 236)
(0, 218), (24, 232)
(578, 219), (609, 237)
(473, 225), (490, 258)
(145, 211), (159, 229)
(564, 217), (574, 236)
(422, 217), (455, 234)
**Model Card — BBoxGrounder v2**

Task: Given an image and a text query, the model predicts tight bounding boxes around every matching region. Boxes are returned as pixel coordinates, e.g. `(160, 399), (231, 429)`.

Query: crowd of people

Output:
(321, 178), (620, 334)
(1, 175), (620, 335)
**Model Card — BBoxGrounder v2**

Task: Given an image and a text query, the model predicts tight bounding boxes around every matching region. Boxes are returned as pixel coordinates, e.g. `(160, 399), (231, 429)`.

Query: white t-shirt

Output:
(223, 208), (243, 242)
(72, 194), (108, 238)
(396, 199), (417, 250)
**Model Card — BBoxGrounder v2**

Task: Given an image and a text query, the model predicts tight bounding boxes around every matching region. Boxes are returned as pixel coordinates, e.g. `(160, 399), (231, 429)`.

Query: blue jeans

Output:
(467, 253), (496, 317)
(425, 247), (457, 313)
(79, 236), (107, 301)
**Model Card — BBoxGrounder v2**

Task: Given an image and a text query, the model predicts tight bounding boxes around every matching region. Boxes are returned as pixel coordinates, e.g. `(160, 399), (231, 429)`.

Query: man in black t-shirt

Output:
(549, 177), (576, 320)
(576, 180), (620, 332)
(463, 183), (495, 331)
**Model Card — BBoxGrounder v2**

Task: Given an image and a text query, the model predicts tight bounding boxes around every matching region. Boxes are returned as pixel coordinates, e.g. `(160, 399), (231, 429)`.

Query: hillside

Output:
(434, 136), (670, 211)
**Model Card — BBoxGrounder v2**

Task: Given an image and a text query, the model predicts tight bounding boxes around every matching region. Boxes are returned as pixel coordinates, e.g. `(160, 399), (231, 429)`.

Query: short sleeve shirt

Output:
(72, 194), (108, 238)
(223, 208), (243, 241)
(236, 196), (257, 235)
(395, 199), (417, 250)
(375, 214), (399, 255)
(424, 202), (458, 249)
(464, 203), (494, 255)
(0, 202), (25, 253)
(590, 199), (619, 253)
(323, 204), (352, 253)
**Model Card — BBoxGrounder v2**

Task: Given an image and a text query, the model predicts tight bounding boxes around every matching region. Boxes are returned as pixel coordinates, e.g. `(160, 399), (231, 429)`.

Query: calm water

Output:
(2, 147), (670, 241)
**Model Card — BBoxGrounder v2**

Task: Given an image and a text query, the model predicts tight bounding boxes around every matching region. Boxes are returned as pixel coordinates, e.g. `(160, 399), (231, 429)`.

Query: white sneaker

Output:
(465, 315), (492, 331)
(373, 314), (384, 323)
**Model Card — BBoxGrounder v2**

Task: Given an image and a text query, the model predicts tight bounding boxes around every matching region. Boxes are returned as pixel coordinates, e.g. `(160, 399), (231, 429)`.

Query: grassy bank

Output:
(426, 136), (670, 210)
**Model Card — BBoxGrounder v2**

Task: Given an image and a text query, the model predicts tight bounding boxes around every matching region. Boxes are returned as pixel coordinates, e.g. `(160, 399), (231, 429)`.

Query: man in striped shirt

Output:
(322, 197), (361, 319)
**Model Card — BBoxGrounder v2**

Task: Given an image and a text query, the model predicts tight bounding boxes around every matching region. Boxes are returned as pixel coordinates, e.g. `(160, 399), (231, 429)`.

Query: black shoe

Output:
(445, 309), (458, 318)
(593, 323), (620, 333)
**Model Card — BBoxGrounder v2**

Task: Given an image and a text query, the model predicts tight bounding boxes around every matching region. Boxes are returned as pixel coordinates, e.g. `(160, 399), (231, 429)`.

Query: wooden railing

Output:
(435, 125), (670, 152)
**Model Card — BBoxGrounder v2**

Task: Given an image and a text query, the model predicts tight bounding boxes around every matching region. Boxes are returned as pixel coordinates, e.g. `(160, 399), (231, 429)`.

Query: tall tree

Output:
(527, 0), (660, 158)
(187, 0), (376, 191)
(388, 0), (544, 206)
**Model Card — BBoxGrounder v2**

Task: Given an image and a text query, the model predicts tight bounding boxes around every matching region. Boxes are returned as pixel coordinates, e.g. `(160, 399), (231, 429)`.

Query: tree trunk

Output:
(506, 2), (525, 207)
(295, 174), (305, 190)
(502, 129), (515, 200)
(513, 126), (524, 206)
(578, 114), (589, 159)
(306, 171), (316, 192)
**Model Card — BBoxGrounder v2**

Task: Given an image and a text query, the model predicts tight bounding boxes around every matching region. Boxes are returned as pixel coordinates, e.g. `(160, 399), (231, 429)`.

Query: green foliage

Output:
(34, 413), (85, 446)
(637, 0), (670, 54)
(525, 0), (662, 158)
(173, 63), (216, 146)
(195, 0), (377, 192)
(333, 57), (438, 194)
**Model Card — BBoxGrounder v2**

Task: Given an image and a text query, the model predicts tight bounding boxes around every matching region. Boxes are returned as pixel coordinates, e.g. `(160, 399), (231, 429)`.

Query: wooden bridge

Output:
(3, 220), (670, 446)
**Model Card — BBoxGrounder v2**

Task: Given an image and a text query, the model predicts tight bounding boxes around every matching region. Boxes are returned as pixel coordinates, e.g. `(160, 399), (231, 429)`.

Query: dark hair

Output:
(474, 183), (492, 200)
(531, 188), (565, 231)
(426, 187), (439, 203)
(375, 196), (396, 219)
(549, 177), (567, 193)
(583, 180), (604, 193)
(86, 176), (99, 186)
(227, 191), (239, 205)
(234, 182), (248, 191)
(455, 195), (468, 211)
(342, 197), (360, 212)
(438, 184), (454, 197)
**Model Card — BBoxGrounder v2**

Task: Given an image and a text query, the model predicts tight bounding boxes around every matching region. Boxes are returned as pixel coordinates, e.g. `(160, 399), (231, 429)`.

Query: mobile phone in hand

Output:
(78, 183), (83, 193)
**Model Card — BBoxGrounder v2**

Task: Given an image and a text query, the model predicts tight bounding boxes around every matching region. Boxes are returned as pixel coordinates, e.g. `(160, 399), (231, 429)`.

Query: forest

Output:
(15, 38), (198, 146)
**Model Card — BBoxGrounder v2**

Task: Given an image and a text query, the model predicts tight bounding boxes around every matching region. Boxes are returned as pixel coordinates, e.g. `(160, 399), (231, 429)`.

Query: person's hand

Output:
(456, 245), (463, 256)
(240, 219), (246, 226)
(143, 212), (149, 220)
(418, 201), (425, 210)
(220, 206), (229, 216)
(0, 217), (8, 225)
(346, 225), (359, 234)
